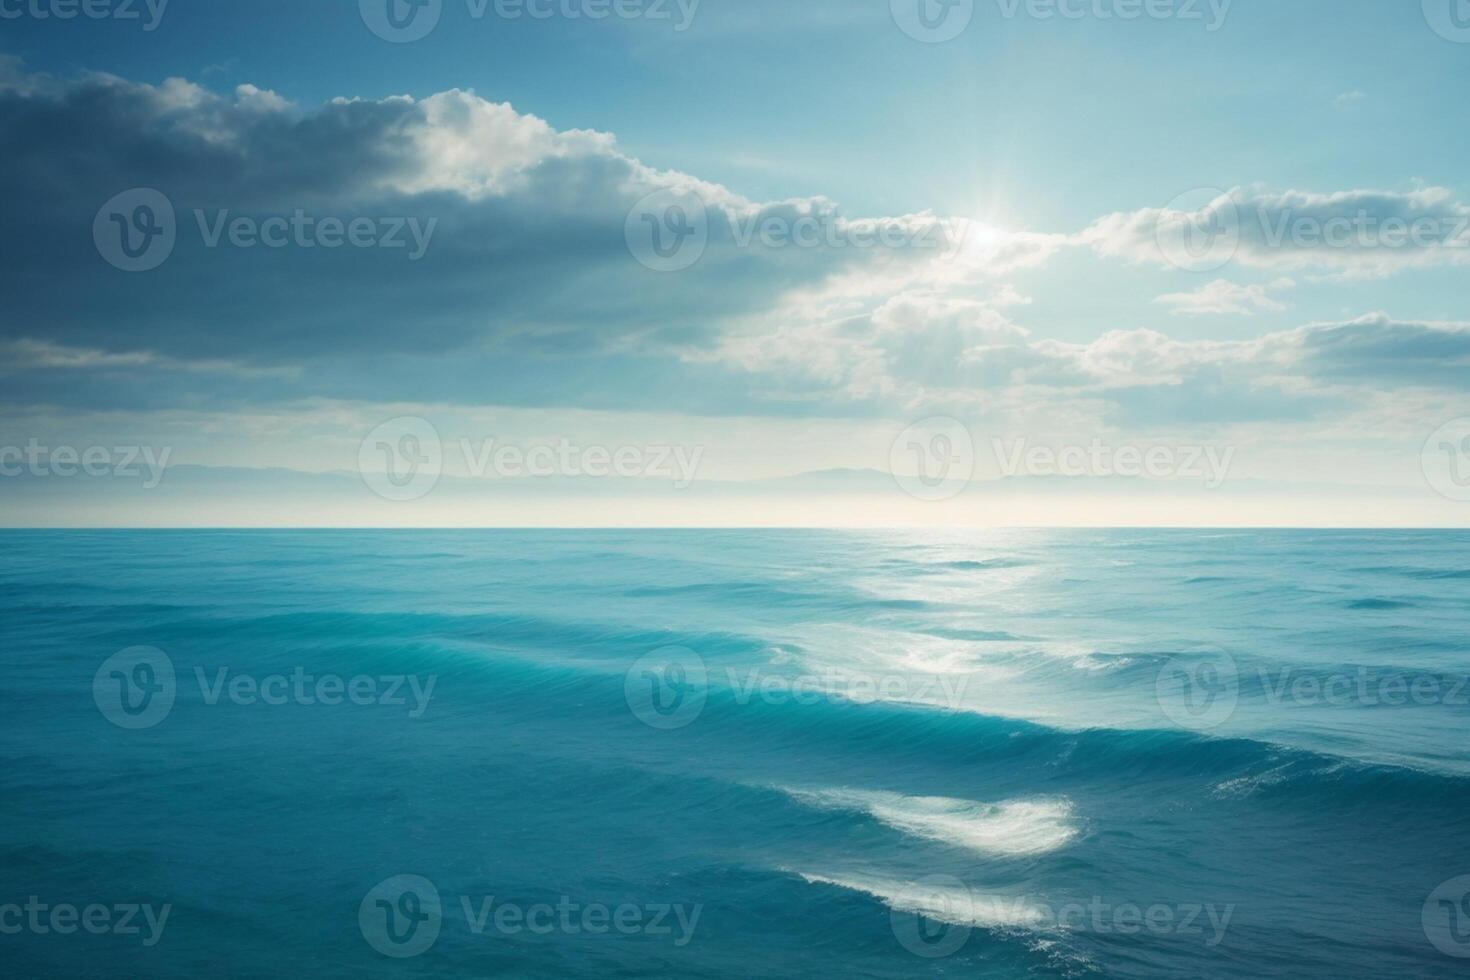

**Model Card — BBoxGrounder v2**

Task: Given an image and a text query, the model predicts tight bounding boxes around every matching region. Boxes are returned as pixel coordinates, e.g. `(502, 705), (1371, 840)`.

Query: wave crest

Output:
(785, 788), (1078, 857)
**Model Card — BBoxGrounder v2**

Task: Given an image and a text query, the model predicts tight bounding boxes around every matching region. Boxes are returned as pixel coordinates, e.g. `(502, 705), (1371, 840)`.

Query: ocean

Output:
(2, 528), (1468, 978)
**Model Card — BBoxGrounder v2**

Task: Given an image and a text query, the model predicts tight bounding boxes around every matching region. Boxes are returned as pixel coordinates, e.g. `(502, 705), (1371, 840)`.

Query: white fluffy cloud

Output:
(1155, 278), (1295, 316)
(2, 59), (1468, 445)
(1085, 186), (1470, 278)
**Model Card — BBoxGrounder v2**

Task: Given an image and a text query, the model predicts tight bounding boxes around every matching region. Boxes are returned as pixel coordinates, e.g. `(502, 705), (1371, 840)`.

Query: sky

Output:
(2, 0), (1469, 526)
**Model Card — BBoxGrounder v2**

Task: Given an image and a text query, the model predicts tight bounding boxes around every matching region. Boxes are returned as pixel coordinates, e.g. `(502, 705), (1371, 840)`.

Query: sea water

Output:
(2, 529), (1468, 977)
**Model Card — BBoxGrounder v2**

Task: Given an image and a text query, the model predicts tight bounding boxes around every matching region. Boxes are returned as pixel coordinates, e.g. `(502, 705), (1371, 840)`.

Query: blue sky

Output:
(9, 1), (1466, 221)
(2, 0), (1469, 525)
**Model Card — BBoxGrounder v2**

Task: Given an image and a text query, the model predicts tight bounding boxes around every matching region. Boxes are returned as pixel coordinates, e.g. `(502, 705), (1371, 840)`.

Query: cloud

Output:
(1154, 277), (1295, 316)
(1271, 312), (1470, 389)
(1033, 315), (1470, 394)
(1085, 186), (1470, 278)
(991, 284), (1033, 308)
(1, 60), (1048, 418)
(716, 299), (1470, 431)
(2, 60), (1468, 447)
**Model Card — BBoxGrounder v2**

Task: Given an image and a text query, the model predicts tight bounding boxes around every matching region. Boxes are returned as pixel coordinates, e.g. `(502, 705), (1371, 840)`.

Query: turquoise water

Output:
(3, 529), (1469, 977)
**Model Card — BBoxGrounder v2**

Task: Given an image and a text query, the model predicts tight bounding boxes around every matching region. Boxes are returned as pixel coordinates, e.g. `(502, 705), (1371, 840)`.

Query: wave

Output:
(1342, 597), (1418, 610)
(794, 871), (1050, 930)
(1352, 566), (1470, 580)
(425, 641), (1470, 813)
(783, 789), (1078, 857)
(936, 559), (1033, 571)
(914, 627), (1030, 643)
(676, 685), (1470, 814)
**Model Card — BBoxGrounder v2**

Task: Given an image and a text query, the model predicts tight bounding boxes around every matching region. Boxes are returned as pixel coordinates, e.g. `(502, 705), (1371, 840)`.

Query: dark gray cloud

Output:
(0, 65), (915, 403)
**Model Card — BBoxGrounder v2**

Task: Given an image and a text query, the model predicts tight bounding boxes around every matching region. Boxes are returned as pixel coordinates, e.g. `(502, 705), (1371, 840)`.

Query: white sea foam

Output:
(795, 871), (1050, 930)
(763, 624), (1013, 712)
(785, 788), (1078, 857)
(789, 624), (1012, 678)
